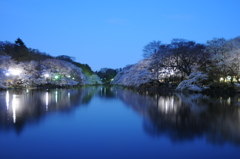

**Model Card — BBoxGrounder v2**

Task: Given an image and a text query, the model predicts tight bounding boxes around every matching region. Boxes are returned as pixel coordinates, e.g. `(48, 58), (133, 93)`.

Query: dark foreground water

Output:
(0, 86), (240, 159)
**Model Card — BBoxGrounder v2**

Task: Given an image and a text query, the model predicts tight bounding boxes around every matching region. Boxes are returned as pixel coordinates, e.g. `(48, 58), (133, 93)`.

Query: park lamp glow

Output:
(54, 75), (59, 79)
(44, 74), (50, 78)
(9, 69), (21, 76)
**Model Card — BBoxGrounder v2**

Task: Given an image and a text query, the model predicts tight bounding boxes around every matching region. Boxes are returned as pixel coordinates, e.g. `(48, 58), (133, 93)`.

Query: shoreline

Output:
(1, 84), (239, 96)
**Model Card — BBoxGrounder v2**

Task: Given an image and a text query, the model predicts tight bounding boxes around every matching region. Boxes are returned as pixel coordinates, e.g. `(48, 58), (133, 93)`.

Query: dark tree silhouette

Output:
(15, 37), (26, 47)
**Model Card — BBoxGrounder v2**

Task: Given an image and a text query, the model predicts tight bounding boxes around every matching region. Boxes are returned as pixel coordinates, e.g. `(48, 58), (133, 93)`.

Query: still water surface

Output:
(0, 86), (240, 159)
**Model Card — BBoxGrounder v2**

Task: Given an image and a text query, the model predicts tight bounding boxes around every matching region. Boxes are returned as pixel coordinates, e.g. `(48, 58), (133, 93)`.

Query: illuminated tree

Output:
(147, 39), (206, 82)
(204, 38), (236, 81)
(111, 59), (154, 87)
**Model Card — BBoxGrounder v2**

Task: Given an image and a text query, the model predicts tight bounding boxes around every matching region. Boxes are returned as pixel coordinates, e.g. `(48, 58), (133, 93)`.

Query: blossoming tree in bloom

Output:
(0, 56), (101, 88)
(111, 59), (155, 87)
(204, 36), (240, 82)
(41, 59), (84, 86)
(82, 74), (102, 85)
(175, 72), (209, 92)
(0, 39), (102, 88)
(0, 55), (21, 88)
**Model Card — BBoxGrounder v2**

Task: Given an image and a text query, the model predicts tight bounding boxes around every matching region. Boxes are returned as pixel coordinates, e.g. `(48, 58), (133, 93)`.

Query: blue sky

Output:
(1, 0), (240, 71)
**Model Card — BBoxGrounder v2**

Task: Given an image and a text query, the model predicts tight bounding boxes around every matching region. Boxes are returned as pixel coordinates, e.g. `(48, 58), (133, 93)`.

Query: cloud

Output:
(107, 18), (129, 25)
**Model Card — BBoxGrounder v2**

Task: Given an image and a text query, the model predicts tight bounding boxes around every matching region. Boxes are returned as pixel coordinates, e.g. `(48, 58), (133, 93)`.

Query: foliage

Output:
(201, 37), (240, 83)
(0, 40), (53, 62)
(95, 68), (118, 84)
(111, 59), (155, 87)
(55, 55), (95, 76)
(72, 62), (94, 76)
(208, 82), (234, 90)
(82, 74), (102, 85)
(15, 38), (26, 47)
(142, 40), (162, 58)
(176, 72), (209, 92)
(113, 36), (240, 90)
(146, 39), (206, 79)
(0, 38), (100, 88)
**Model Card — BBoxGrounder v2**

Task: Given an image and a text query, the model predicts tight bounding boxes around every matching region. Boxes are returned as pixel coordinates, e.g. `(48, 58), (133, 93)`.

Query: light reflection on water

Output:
(46, 92), (48, 111)
(0, 86), (240, 158)
(5, 90), (9, 110)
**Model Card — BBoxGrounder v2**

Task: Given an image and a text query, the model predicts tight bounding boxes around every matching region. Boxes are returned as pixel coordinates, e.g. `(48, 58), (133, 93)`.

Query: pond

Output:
(0, 86), (240, 159)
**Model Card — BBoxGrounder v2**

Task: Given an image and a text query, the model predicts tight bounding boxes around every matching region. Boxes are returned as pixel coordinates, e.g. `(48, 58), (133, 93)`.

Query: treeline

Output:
(142, 37), (240, 83)
(95, 68), (119, 84)
(111, 36), (240, 90)
(0, 38), (94, 75)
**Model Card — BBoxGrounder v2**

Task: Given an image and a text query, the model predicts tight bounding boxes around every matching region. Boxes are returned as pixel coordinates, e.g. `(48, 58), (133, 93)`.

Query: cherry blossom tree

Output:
(205, 37), (240, 82)
(111, 59), (154, 87)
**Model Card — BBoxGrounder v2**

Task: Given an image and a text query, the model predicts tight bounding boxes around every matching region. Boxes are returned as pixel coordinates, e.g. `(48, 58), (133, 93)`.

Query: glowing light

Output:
(6, 91), (9, 110)
(72, 77), (75, 80)
(5, 73), (10, 76)
(227, 97), (231, 105)
(46, 92), (48, 111)
(165, 101), (169, 113)
(157, 97), (178, 114)
(55, 91), (58, 103)
(55, 75), (59, 79)
(12, 94), (19, 123)
(68, 92), (70, 99)
(44, 74), (50, 78)
(9, 69), (21, 76)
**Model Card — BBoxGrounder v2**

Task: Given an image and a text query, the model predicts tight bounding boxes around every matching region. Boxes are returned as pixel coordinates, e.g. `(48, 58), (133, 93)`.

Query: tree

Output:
(41, 58), (83, 84)
(0, 41), (15, 56)
(55, 55), (94, 76)
(148, 44), (172, 81)
(204, 38), (232, 81)
(14, 38), (29, 62)
(56, 55), (75, 63)
(96, 68), (117, 84)
(15, 38), (26, 47)
(148, 39), (206, 82)
(168, 39), (205, 76)
(111, 59), (154, 87)
(142, 41), (162, 59)
(227, 36), (240, 82)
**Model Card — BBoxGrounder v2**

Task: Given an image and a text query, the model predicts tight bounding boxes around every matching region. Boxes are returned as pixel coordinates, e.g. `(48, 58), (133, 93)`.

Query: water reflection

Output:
(101, 87), (240, 146)
(0, 86), (240, 146)
(115, 89), (240, 146)
(0, 87), (96, 133)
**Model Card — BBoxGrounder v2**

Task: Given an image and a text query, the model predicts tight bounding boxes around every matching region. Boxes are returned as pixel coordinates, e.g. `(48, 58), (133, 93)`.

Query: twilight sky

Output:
(1, 0), (240, 71)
